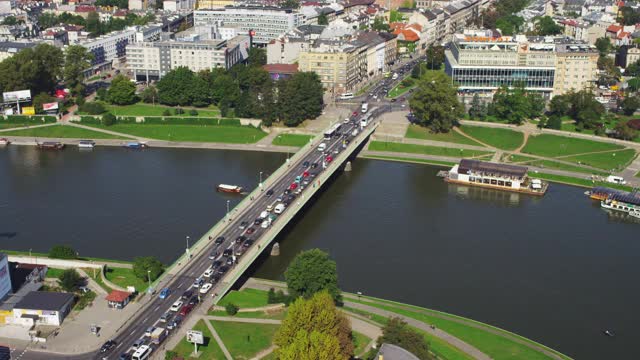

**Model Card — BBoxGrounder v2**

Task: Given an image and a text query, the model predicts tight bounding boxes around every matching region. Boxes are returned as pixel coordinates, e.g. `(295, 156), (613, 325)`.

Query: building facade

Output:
(128, 0), (156, 10)
(0, 42), (36, 62)
(12, 292), (74, 326)
(80, 28), (136, 69)
(126, 35), (249, 81)
(194, 7), (304, 44)
(195, 0), (235, 8)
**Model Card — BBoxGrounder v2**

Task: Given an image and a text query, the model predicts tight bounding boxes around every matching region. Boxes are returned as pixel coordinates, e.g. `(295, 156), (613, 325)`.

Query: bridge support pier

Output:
(344, 161), (352, 172)
(271, 243), (280, 256)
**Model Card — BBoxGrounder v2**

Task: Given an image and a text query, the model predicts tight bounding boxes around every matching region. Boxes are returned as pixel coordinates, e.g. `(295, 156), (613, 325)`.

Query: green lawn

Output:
(213, 321), (279, 360)
(105, 103), (220, 117)
(521, 134), (625, 157)
(45, 267), (66, 278)
(0, 123), (30, 129)
(0, 124), (129, 139)
(208, 309), (287, 320)
(530, 172), (634, 192)
(505, 154), (538, 163)
(85, 124), (267, 143)
(353, 331), (372, 356)
(104, 267), (148, 293)
(636, 170), (640, 178)
(272, 134), (314, 147)
(387, 83), (414, 98)
(460, 126), (524, 151)
(405, 124), (482, 146)
(504, 154), (607, 175)
(171, 320), (226, 359)
(81, 268), (113, 293)
(560, 122), (596, 135)
(368, 141), (493, 158)
(563, 148), (637, 171)
(363, 154), (456, 167)
(217, 288), (269, 309)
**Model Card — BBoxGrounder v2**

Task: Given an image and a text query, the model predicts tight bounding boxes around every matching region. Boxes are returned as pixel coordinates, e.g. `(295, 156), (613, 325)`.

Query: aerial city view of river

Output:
(1, 145), (638, 360)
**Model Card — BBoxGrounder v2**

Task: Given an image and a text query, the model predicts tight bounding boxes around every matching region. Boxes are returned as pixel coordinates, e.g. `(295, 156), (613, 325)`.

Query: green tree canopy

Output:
(495, 15), (524, 35)
(566, 90), (605, 128)
(372, 16), (390, 32)
(157, 67), (201, 106)
(378, 317), (432, 360)
(58, 268), (82, 292)
(468, 93), (487, 120)
(619, 6), (640, 26)
(64, 45), (93, 95)
(0, 44), (63, 95)
(533, 16), (562, 35)
(621, 96), (640, 115)
(627, 77), (640, 91)
(408, 70), (463, 132)
(248, 47), (267, 67)
(280, 0), (300, 8)
(425, 45), (444, 70)
(285, 249), (340, 302)
(595, 37), (612, 56)
(317, 13), (328, 25)
(278, 330), (344, 360)
(108, 75), (137, 105)
(32, 93), (56, 114)
(488, 83), (544, 124)
(49, 245), (77, 259)
(277, 72), (324, 127)
(140, 86), (158, 104)
(132, 256), (164, 282)
(615, 121), (639, 140)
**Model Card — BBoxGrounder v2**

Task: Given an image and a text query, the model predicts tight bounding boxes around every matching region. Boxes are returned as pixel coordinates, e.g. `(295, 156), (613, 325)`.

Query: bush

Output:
(102, 113), (116, 126)
(49, 245), (77, 259)
(225, 303), (239, 315)
(189, 109), (198, 116)
(132, 256), (164, 282)
(80, 102), (107, 115)
(77, 116), (102, 125)
(165, 350), (179, 360)
(162, 109), (171, 116)
(175, 108), (184, 115)
(267, 288), (292, 305)
(58, 268), (82, 292)
(4, 116), (56, 124)
(218, 118), (241, 126)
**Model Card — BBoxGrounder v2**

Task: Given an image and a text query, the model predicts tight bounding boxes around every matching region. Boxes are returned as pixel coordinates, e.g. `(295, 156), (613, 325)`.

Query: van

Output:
(274, 203), (286, 214)
(360, 117), (368, 128)
(361, 103), (369, 113)
(317, 143), (327, 152)
(392, 73), (399, 80)
(132, 345), (151, 360)
(339, 92), (354, 100)
(606, 175), (626, 185)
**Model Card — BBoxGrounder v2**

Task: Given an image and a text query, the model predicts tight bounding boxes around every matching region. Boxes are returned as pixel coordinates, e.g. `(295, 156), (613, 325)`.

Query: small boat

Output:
(603, 330), (615, 337)
(123, 142), (148, 149)
(0, 138), (9, 146)
(78, 140), (95, 149)
(37, 141), (65, 150)
(217, 184), (242, 193)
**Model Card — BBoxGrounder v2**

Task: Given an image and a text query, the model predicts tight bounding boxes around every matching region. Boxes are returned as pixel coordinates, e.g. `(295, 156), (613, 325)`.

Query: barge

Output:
(37, 141), (65, 150)
(217, 184), (242, 193)
(123, 142), (148, 149)
(443, 159), (548, 196)
(0, 138), (9, 146)
(78, 140), (95, 149)
(600, 191), (640, 215)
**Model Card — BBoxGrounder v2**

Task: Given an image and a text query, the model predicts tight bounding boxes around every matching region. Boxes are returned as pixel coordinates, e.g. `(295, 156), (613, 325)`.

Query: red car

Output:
(325, 155), (333, 163)
(179, 304), (194, 316)
(352, 111), (359, 117)
(289, 183), (298, 190)
(303, 171), (310, 178)
(246, 227), (255, 235)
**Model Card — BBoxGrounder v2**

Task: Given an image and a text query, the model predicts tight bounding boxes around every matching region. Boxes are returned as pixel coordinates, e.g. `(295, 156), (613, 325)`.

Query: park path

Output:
(65, 122), (141, 140)
(76, 268), (107, 296)
(453, 127), (497, 150)
(0, 122), (58, 133)
(204, 318), (233, 360)
(514, 131), (530, 153)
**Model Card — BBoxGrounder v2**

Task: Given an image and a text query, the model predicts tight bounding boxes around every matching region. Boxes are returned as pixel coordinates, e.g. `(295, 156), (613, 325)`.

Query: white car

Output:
(261, 220), (271, 229)
(170, 300), (183, 312)
(203, 268), (214, 278)
(199, 283), (213, 294)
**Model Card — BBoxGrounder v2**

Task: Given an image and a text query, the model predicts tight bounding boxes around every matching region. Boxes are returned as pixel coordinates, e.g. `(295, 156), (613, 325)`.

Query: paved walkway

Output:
(0, 123), (58, 133)
(204, 318), (233, 360)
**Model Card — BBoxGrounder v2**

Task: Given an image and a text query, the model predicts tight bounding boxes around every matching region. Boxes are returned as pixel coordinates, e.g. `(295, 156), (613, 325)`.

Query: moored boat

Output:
(600, 192), (640, 214)
(0, 138), (9, 146)
(630, 210), (640, 219)
(217, 184), (242, 193)
(37, 141), (65, 150)
(123, 142), (148, 149)
(78, 140), (95, 149)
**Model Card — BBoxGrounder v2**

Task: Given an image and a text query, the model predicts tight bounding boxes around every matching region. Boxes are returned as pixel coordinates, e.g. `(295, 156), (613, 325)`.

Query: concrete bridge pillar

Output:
(345, 161), (352, 172)
(271, 243), (280, 256)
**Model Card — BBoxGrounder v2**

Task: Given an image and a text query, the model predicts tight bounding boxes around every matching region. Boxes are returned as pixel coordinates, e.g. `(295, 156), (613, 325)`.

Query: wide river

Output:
(1, 146), (638, 359)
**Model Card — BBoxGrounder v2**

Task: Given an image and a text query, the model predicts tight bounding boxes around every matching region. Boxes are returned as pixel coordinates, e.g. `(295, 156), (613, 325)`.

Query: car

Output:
(311, 162), (319, 169)
(144, 326), (155, 337)
(303, 171), (309, 177)
(170, 300), (183, 312)
(246, 227), (256, 235)
(188, 295), (199, 306)
(118, 352), (132, 360)
(167, 315), (183, 330)
(159, 288), (171, 299)
(344, 117), (351, 124)
(226, 257), (234, 265)
(209, 274), (221, 283)
(192, 278), (204, 288)
(179, 304), (194, 316)
(235, 235), (246, 244)
(303, 180), (310, 186)
(181, 290), (193, 300)
(289, 183), (298, 190)
(212, 259), (222, 268)
(200, 283), (212, 294)
(265, 189), (274, 197)
(261, 220), (271, 228)
(266, 204), (274, 212)
(254, 218), (262, 225)
(215, 236), (225, 245)
(275, 196), (283, 203)
(208, 251), (218, 260)
(390, 98), (396, 102)
(239, 221), (248, 229)
(235, 247), (245, 256)
(243, 239), (254, 248)
(203, 268), (215, 278)
(160, 311), (172, 323)
(218, 265), (229, 274)
(132, 338), (144, 350)
(100, 340), (117, 353)
(303, 161), (310, 167)
(352, 111), (359, 117)
(333, 149), (339, 154)
(223, 248), (233, 257)
(283, 189), (291, 195)
(326, 155), (333, 163)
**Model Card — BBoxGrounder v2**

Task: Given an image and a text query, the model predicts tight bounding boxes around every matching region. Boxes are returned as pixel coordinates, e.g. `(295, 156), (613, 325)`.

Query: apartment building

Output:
(163, 0), (196, 11)
(128, 0), (156, 10)
(195, 0), (235, 9)
(445, 30), (598, 98)
(126, 35), (249, 81)
(194, 6), (304, 44)
(80, 28), (136, 70)
(0, 41), (36, 62)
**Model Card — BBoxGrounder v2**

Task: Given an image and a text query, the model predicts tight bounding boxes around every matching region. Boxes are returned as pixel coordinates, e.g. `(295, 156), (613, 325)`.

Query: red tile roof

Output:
(607, 24), (622, 33)
(263, 64), (299, 73)
(105, 290), (130, 303)
(618, 31), (631, 39)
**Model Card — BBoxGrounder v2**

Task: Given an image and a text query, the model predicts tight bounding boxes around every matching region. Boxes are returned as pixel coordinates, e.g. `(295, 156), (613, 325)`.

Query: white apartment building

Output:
(194, 6), (304, 44)
(126, 35), (249, 81)
(128, 0), (156, 10)
(163, 0), (196, 11)
(0, 0), (15, 13)
(79, 28), (136, 69)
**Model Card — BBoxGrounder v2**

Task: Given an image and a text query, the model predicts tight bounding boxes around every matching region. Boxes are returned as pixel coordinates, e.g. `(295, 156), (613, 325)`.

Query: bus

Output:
(324, 123), (342, 140)
(132, 345), (152, 360)
(339, 92), (354, 100)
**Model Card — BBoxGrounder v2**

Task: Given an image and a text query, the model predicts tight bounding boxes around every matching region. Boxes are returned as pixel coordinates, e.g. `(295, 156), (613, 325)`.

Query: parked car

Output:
(179, 304), (194, 316)
(200, 283), (212, 294)
(158, 288), (170, 299)
(170, 300), (183, 312)
(100, 340), (117, 353)
(181, 290), (193, 300)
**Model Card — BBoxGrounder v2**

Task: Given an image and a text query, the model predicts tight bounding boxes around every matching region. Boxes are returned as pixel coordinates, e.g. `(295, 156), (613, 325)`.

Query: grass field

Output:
(504, 154), (607, 175)
(0, 123), (30, 129)
(213, 321), (279, 360)
(272, 134), (314, 147)
(387, 83), (414, 98)
(405, 124), (482, 146)
(105, 103), (220, 117)
(104, 267), (148, 292)
(368, 141), (493, 158)
(460, 126), (524, 151)
(85, 124), (267, 143)
(352, 331), (372, 356)
(171, 320), (226, 359)
(363, 154), (456, 167)
(217, 288), (269, 309)
(82, 268), (113, 293)
(530, 172), (634, 191)
(209, 309), (287, 320)
(45, 267), (66, 278)
(563, 148), (637, 171)
(0, 124), (129, 139)
(521, 134), (625, 157)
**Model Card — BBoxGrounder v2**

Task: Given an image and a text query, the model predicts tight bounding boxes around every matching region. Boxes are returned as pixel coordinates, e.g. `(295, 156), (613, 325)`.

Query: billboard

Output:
(43, 102), (59, 111)
(187, 330), (204, 345)
(22, 107), (35, 115)
(3, 90), (31, 103)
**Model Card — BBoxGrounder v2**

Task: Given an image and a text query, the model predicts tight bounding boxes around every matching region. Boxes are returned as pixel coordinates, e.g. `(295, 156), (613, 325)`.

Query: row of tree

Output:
(38, 11), (155, 37)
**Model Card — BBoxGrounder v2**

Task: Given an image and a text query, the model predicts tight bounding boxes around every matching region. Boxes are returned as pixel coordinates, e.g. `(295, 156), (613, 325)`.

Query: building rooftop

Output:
(0, 41), (36, 52)
(376, 343), (421, 360)
(14, 291), (74, 311)
(459, 159), (528, 178)
(263, 63), (299, 73)
(105, 290), (130, 303)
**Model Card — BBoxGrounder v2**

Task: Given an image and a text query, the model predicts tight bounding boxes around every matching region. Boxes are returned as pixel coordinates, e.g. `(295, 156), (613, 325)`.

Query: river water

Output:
(1, 146), (638, 360)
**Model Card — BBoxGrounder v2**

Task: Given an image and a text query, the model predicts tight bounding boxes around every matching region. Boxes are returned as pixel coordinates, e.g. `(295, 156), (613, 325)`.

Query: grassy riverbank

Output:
(369, 141), (493, 158)
(271, 134), (314, 147)
(0, 124), (130, 139)
(84, 123), (267, 143)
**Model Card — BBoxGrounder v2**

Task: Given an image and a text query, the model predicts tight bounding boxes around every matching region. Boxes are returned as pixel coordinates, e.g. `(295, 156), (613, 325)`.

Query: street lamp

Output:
(259, 171), (263, 190)
(29, 248), (32, 257)
(186, 236), (190, 260)
(226, 200), (231, 220)
(147, 270), (151, 291)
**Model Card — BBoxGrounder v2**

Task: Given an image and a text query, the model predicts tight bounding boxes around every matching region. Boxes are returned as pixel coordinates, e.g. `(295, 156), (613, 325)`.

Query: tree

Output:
(0, 44), (64, 96)
(378, 318), (431, 360)
(317, 13), (328, 25)
(102, 112), (116, 126)
(132, 256), (164, 282)
(278, 330), (344, 360)
(274, 291), (352, 360)
(566, 90), (605, 128)
(425, 45), (444, 70)
(86, 11), (101, 35)
(408, 70), (463, 132)
(627, 77), (640, 91)
(549, 94), (571, 116)
(285, 249), (341, 302)
(140, 86), (158, 104)
(2, 16), (17, 26)
(595, 37), (612, 56)
(225, 303), (239, 315)
(278, 72), (324, 127)
(157, 67), (207, 106)
(495, 15), (524, 35)
(80, 101), (107, 115)
(619, 6), (640, 26)
(49, 245), (77, 259)
(58, 268), (82, 292)
(468, 94), (486, 120)
(107, 75), (137, 105)
(488, 83), (543, 125)
(372, 16), (390, 32)
(64, 45), (93, 95)
(280, 0), (300, 8)
(533, 16), (562, 36)
(621, 96), (640, 115)
(32, 93), (56, 114)
(248, 47), (267, 67)
(615, 121), (639, 140)
(546, 114), (562, 130)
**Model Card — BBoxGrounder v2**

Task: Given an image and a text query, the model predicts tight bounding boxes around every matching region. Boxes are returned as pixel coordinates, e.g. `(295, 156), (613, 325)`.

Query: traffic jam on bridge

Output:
(98, 106), (377, 360)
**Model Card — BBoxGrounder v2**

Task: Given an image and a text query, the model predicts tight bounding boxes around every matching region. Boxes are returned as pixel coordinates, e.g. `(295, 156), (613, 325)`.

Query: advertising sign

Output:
(3, 90), (31, 103)
(22, 107), (35, 115)
(186, 330), (204, 345)
(42, 102), (59, 111)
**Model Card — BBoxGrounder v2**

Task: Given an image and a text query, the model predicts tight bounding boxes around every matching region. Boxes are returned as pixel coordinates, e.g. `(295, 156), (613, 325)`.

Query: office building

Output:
(80, 28), (136, 69)
(195, 0), (235, 9)
(12, 292), (74, 326)
(194, 6), (304, 44)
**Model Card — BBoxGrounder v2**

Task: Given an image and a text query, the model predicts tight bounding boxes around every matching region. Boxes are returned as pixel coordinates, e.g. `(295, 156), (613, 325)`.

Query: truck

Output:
(361, 103), (369, 113)
(150, 327), (167, 345)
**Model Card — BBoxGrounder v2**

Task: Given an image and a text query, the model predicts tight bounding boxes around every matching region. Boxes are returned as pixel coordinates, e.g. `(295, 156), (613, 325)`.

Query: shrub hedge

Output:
(72, 116), (244, 126)
(3, 115), (56, 124)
